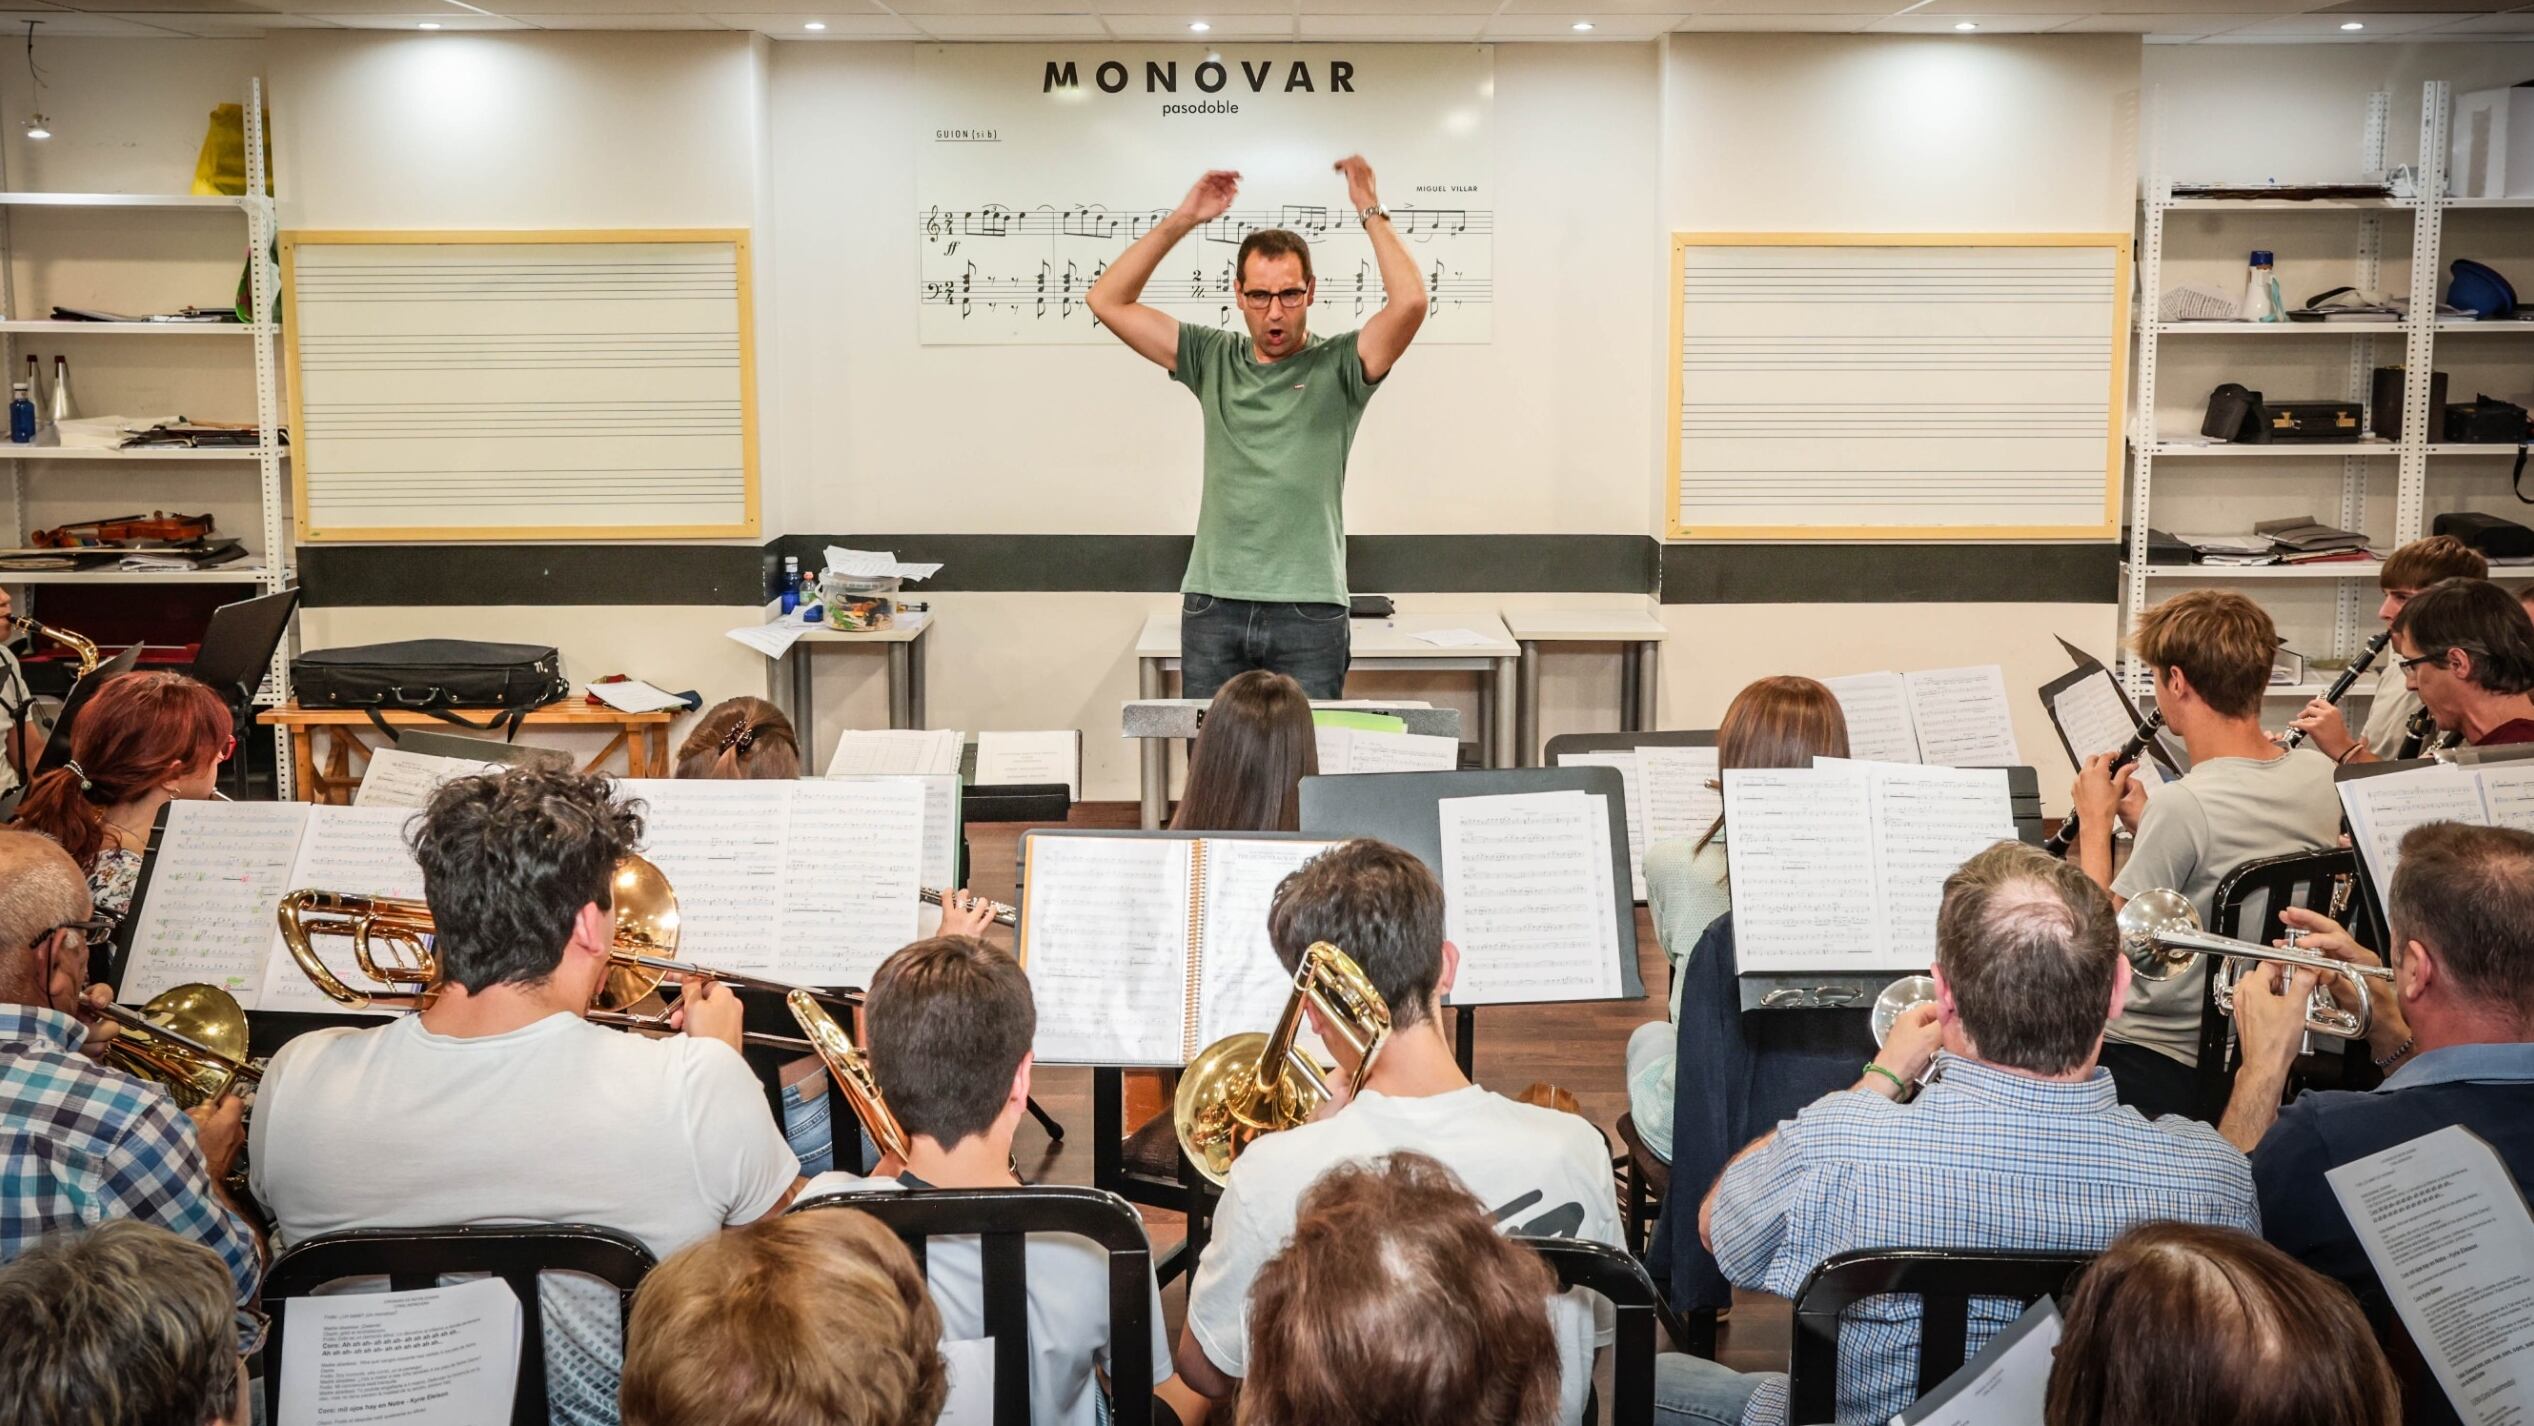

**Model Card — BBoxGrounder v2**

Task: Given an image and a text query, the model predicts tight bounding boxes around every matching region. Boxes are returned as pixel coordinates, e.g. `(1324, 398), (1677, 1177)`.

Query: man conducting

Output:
(1088, 157), (1427, 699)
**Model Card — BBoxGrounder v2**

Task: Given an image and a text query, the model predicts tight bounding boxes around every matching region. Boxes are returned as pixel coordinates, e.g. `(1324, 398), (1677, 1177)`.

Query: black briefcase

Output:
(291, 639), (569, 737)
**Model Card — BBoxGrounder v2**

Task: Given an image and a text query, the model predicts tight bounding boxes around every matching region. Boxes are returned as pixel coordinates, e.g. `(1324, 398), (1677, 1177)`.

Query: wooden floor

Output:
(963, 801), (1793, 1375)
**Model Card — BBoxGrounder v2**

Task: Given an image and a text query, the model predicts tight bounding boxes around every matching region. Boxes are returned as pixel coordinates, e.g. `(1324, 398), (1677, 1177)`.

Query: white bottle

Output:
(48, 355), (72, 424)
(2240, 250), (2282, 323)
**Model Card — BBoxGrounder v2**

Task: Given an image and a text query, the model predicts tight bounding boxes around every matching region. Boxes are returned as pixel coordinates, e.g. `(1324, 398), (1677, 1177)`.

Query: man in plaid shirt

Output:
(0, 831), (263, 1348)
(1654, 840), (2259, 1426)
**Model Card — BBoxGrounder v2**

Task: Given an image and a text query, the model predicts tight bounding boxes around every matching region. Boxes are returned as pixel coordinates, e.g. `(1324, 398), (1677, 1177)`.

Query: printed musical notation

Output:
(914, 201), (1494, 345)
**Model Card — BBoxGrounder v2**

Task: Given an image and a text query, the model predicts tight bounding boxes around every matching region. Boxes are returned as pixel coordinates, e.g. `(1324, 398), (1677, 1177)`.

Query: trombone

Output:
(93, 983), (262, 1109)
(786, 990), (911, 1165)
(1173, 941), (1391, 1186)
(273, 854), (856, 1054)
(2117, 888), (2394, 1041)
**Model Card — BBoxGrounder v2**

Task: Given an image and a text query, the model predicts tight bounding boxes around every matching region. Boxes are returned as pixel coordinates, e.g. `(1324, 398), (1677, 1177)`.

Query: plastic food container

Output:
(822, 572), (900, 631)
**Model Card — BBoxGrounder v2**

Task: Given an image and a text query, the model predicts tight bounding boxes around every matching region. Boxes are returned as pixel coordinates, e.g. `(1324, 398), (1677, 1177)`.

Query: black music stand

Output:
(184, 587), (299, 797)
(31, 643), (143, 778)
(1296, 766), (1643, 1076)
(1541, 728), (1716, 761)
(2038, 663), (2185, 778)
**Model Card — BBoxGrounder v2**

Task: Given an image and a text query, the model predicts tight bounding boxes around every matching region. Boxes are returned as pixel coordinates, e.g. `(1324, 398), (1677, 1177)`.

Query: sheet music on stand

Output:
(1725, 759), (2017, 974)
(2038, 662), (2183, 782)
(2336, 750), (2534, 907)
(1825, 666), (2022, 768)
(829, 727), (964, 777)
(1013, 830), (1337, 1066)
(1554, 745), (1721, 902)
(351, 748), (509, 808)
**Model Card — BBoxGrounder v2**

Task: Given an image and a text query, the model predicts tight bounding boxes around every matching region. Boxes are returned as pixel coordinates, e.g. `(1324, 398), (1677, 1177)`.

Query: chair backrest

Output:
(1787, 1247), (2091, 1425)
(186, 586), (301, 697)
(1520, 1236), (1666, 1426)
(793, 1184), (1155, 1426)
(2198, 848), (2359, 1116)
(260, 1223), (657, 1426)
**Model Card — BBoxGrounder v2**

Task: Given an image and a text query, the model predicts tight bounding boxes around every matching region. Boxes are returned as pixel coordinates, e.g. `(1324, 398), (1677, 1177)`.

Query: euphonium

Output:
(10, 614), (98, 678)
(1172, 942), (1391, 1186)
(274, 854), (851, 1049)
(2116, 888), (2393, 1041)
(94, 984), (261, 1108)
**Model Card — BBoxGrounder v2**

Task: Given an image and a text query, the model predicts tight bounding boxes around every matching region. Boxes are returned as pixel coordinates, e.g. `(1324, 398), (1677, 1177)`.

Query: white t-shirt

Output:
(801, 1170), (1173, 1426)
(1184, 1085), (1623, 1426)
(2108, 750), (2343, 1067)
(2360, 661), (2420, 759)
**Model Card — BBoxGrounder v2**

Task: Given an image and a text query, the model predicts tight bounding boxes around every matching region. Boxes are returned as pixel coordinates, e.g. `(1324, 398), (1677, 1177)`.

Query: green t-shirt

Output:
(1170, 322), (1382, 605)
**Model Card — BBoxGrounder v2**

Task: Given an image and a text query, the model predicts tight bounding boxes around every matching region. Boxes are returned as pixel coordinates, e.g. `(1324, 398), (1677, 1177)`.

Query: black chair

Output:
(794, 1184), (1156, 1426)
(1613, 1112), (1667, 1258)
(1786, 1247), (2091, 1425)
(2195, 848), (2364, 1121)
(1522, 1236), (1671, 1426)
(260, 1223), (657, 1426)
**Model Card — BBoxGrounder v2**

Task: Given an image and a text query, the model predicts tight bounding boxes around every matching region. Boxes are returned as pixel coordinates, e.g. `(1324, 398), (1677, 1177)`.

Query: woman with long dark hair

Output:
(1170, 669), (1319, 833)
(1626, 675), (1850, 1161)
(10, 670), (233, 920)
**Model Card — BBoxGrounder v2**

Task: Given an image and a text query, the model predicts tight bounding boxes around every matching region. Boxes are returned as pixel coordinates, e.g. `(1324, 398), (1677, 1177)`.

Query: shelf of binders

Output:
(0, 447), (286, 462)
(0, 320), (269, 337)
(2144, 439), (2402, 458)
(2127, 562), (2386, 581)
(0, 565), (278, 585)
(2148, 321), (2410, 336)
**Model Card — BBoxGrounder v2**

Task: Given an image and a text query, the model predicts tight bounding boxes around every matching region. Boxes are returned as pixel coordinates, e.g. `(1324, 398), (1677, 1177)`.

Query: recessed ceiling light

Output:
(22, 115), (48, 141)
(1953, 20), (1977, 29)
(804, 20), (825, 28)
(2339, 20), (2364, 29)
(1188, 19), (1209, 30)
(1572, 19), (1594, 29)
(418, 20), (439, 27)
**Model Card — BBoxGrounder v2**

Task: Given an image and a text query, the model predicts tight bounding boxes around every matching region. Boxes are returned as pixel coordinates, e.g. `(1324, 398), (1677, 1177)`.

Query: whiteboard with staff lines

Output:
(1667, 234), (2128, 541)
(282, 230), (761, 541)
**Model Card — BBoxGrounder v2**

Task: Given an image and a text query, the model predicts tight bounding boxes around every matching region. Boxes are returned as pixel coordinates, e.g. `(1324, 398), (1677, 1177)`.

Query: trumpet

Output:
(9, 614), (99, 678)
(920, 887), (1017, 928)
(273, 854), (855, 1052)
(1173, 942), (1390, 1185)
(2117, 888), (2394, 1041)
(93, 984), (262, 1109)
(1871, 975), (1938, 1048)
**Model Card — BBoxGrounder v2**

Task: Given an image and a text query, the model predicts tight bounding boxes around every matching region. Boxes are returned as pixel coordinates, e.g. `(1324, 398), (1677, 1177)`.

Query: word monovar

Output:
(1044, 59), (1359, 96)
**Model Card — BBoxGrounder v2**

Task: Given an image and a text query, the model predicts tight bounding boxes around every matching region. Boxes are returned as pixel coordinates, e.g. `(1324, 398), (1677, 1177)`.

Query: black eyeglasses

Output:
(2397, 651), (2452, 674)
(1239, 287), (1310, 311)
(42, 916), (116, 949)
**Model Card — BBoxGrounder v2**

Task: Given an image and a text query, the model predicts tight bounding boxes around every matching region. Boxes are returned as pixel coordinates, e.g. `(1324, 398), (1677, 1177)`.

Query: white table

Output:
(762, 608), (934, 737)
(1498, 601), (1668, 767)
(1133, 609), (1522, 827)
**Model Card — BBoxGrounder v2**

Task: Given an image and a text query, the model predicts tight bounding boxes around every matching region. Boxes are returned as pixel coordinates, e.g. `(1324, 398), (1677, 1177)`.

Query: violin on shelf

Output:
(31, 512), (216, 548)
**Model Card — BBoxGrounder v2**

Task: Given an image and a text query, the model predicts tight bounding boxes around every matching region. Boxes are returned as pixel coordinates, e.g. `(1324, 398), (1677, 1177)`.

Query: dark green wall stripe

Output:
(297, 536), (2118, 606)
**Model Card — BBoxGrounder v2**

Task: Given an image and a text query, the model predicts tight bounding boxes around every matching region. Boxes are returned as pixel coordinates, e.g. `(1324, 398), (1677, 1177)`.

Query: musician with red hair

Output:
(8, 671), (233, 922)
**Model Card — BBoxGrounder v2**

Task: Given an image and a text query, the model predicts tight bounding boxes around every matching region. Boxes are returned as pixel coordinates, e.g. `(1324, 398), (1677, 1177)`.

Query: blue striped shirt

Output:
(1710, 1052), (2258, 1426)
(1, 1005), (264, 1348)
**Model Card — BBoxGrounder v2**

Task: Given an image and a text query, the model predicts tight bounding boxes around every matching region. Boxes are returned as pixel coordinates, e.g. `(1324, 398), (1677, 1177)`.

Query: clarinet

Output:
(2394, 707), (2461, 761)
(2283, 629), (2396, 752)
(2046, 708), (2169, 857)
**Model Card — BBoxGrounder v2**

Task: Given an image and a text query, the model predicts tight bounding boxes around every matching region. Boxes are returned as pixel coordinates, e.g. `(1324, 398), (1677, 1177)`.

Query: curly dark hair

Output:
(409, 767), (644, 992)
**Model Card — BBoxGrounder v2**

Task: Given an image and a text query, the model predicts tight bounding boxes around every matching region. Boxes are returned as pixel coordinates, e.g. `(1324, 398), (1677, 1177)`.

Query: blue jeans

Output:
(1655, 1354), (1773, 1426)
(1180, 594), (1350, 700)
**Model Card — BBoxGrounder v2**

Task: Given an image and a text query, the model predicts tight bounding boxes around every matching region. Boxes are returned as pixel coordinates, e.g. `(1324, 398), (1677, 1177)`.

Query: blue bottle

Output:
(779, 555), (800, 614)
(8, 383), (32, 444)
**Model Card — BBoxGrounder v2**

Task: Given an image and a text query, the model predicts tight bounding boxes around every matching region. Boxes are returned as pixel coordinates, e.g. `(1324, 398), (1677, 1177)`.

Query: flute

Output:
(2282, 629), (2396, 752)
(921, 887), (1018, 927)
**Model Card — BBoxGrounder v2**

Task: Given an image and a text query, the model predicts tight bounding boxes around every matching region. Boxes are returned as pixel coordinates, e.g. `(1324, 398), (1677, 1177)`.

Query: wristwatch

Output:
(1359, 203), (1390, 225)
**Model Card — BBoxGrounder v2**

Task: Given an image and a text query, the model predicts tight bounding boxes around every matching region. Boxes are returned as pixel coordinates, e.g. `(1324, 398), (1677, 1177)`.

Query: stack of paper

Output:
(825, 546), (943, 582)
(974, 730), (1081, 800)
(829, 728), (963, 778)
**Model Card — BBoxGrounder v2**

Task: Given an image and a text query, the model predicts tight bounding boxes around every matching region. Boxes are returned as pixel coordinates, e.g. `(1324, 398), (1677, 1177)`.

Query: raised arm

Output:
(1336, 155), (1428, 382)
(1088, 170), (1237, 371)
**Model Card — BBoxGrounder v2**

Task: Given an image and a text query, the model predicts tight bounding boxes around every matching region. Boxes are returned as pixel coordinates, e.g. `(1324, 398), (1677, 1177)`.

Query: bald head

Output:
(1934, 840), (2123, 1075)
(0, 830), (93, 1005)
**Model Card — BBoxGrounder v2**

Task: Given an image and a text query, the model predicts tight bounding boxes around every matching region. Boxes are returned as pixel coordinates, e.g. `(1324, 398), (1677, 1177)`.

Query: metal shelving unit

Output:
(2128, 87), (2436, 702)
(0, 78), (294, 794)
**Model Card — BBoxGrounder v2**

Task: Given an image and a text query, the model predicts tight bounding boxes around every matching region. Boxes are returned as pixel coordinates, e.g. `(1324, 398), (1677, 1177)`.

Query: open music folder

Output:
(1724, 759), (2018, 973)
(1824, 666), (2022, 768)
(1313, 724), (1458, 775)
(2337, 757), (2534, 905)
(119, 781), (932, 1012)
(1553, 744), (1721, 900)
(1015, 832), (1337, 1066)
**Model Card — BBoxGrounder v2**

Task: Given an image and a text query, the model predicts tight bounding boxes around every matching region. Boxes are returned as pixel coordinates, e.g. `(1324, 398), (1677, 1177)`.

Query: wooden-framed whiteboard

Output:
(283, 229), (760, 542)
(1667, 233), (2128, 542)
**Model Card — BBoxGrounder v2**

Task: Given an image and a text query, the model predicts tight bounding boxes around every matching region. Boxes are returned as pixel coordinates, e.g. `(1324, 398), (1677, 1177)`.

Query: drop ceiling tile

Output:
(851, 0), (1079, 13)
(1105, 15), (1294, 36)
(479, 0), (714, 13)
(2216, 9), (2470, 29)
(308, 9), (530, 23)
(1672, 11), (1871, 27)
(712, 8), (920, 28)
(1299, 9), (1481, 31)
(505, 10), (730, 23)
(1678, 0), (1916, 16)
(1915, 0), (2311, 12)
(0, 7), (186, 27)
(2419, 8), (2534, 27)
(1864, 9), (2067, 27)
(2313, 0), (2508, 12)
(1483, 8), (1674, 30)
(1099, 0), (1292, 14)
(1499, 0), (1702, 13)
(913, 9), (1102, 29)
(2046, 11), (2276, 29)
(60, 0), (271, 12)
(259, 0), (474, 13)
(102, 9), (343, 27)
